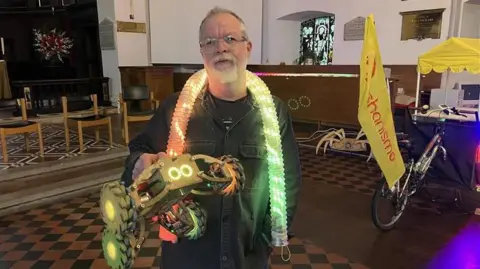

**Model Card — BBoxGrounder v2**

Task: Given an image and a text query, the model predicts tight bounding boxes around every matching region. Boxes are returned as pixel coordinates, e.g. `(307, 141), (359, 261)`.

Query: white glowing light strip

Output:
(166, 69), (289, 247)
(255, 72), (359, 78)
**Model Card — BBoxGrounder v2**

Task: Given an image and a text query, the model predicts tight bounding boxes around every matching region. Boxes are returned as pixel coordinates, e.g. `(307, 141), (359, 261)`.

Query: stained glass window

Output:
(299, 16), (335, 65)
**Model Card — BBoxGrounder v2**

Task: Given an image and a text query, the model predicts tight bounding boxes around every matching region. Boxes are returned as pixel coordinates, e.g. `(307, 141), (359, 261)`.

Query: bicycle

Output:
(370, 104), (474, 231)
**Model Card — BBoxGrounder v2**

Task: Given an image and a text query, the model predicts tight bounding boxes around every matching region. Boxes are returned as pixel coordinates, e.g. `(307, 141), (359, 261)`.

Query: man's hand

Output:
(132, 152), (178, 243)
(132, 152), (168, 181)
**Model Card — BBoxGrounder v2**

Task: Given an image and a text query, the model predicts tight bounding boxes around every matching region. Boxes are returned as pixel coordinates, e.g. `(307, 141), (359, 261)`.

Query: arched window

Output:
(298, 16), (335, 65)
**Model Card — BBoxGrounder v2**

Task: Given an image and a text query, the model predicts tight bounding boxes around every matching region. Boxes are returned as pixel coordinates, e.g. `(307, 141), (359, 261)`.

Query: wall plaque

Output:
(117, 21), (147, 33)
(344, 17), (365, 41)
(400, 9), (445, 41)
(99, 18), (115, 50)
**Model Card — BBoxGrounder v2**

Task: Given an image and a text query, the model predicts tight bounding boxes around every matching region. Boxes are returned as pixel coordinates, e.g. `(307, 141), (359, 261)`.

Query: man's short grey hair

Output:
(198, 7), (249, 42)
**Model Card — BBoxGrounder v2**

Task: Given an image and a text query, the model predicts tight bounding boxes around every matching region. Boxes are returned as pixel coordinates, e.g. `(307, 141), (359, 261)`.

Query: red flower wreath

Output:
(33, 28), (73, 63)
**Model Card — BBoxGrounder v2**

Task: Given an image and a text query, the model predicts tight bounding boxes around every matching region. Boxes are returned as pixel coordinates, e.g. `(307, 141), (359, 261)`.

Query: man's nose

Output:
(215, 40), (229, 53)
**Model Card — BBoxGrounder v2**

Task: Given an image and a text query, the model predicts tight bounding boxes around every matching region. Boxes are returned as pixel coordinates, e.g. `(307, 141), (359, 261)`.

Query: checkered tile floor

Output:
(0, 125), (124, 170)
(298, 145), (443, 214)
(0, 192), (369, 269)
(298, 145), (382, 196)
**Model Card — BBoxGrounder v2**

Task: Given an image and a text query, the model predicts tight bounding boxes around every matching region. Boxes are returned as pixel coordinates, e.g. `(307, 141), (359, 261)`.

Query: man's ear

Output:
(246, 41), (252, 55)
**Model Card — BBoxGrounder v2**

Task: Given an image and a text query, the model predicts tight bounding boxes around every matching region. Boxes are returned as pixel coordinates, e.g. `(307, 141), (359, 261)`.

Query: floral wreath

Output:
(33, 28), (73, 63)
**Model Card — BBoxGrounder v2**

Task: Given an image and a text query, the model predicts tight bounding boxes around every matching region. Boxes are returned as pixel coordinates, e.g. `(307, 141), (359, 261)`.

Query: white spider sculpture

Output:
(315, 129), (374, 161)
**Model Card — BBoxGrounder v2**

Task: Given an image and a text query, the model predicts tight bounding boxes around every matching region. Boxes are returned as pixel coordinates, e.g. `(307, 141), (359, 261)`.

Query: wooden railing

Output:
(11, 77), (110, 115)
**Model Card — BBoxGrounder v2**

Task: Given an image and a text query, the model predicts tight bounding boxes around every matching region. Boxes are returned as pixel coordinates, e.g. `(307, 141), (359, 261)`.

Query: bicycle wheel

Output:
(371, 174), (410, 231)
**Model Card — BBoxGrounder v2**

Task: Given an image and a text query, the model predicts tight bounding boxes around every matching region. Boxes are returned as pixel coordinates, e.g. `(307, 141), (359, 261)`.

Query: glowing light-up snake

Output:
(164, 69), (289, 247)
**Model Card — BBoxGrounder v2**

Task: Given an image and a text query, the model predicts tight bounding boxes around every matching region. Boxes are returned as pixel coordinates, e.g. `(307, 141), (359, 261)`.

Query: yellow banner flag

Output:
(358, 15), (405, 188)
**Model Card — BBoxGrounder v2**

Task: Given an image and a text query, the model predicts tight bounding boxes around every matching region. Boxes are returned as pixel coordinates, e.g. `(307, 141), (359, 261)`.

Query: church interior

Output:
(1, 0), (480, 268)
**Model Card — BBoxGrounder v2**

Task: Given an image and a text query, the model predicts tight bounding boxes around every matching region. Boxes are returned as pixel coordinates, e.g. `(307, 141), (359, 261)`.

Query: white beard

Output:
(212, 65), (238, 84)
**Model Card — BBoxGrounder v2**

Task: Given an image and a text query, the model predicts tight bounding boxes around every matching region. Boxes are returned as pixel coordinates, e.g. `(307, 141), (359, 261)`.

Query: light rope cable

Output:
(165, 69), (290, 252)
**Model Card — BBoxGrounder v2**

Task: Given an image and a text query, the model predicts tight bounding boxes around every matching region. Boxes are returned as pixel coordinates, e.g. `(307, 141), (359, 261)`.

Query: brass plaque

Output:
(399, 9), (445, 41)
(117, 21), (147, 33)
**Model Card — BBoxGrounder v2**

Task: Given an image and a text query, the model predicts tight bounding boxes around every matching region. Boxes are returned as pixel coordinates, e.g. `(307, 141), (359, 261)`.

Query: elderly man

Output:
(122, 7), (301, 269)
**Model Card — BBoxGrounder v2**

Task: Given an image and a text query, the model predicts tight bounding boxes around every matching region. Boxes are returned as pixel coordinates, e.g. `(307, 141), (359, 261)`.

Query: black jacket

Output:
(121, 90), (302, 269)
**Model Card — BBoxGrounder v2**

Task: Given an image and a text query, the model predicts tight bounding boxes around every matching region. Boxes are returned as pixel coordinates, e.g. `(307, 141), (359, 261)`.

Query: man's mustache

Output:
(213, 55), (235, 63)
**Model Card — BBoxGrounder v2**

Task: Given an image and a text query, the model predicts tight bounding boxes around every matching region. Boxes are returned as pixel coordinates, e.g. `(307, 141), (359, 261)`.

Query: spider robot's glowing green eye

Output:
(168, 164), (194, 180)
(168, 167), (181, 180)
(180, 164), (193, 177)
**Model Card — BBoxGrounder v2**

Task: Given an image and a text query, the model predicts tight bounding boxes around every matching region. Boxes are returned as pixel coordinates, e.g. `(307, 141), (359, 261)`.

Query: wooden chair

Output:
(0, 99), (44, 162)
(0, 99), (16, 119)
(120, 86), (159, 144)
(62, 94), (113, 152)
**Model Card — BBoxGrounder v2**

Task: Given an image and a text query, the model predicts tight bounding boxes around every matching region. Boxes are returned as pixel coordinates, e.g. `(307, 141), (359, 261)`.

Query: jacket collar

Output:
(198, 87), (260, 109)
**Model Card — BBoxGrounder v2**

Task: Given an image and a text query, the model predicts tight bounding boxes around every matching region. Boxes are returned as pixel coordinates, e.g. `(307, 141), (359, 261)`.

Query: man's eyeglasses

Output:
(200, 35), (247, 52)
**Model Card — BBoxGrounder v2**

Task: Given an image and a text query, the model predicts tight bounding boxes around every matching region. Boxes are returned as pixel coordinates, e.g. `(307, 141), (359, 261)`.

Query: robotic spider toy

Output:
(99, 154), (245, 269)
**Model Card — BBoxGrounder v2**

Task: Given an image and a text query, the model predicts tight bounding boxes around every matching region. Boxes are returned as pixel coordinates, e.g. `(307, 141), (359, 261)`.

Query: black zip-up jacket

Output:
(121, 89), (302, 269)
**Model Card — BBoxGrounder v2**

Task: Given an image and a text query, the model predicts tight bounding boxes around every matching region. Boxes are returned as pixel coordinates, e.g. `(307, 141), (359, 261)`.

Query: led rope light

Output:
(165, 69), (289, 247)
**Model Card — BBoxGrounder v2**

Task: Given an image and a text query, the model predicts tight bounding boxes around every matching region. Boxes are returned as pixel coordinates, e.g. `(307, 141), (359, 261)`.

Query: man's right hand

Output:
(132, 152), (168, 181)
(133, 152), (179, 243)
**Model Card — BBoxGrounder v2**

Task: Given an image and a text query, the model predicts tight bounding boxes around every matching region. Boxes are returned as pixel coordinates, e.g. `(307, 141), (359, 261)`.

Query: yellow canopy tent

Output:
(414, 37), (480, 107)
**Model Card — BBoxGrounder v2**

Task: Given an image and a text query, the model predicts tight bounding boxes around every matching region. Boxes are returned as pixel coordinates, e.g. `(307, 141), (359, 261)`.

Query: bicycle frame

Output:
(413, 122), (447, 177)
(396, 159), (414, 196)
(371, 105), (468, 231)
(394, 112), (447, 196)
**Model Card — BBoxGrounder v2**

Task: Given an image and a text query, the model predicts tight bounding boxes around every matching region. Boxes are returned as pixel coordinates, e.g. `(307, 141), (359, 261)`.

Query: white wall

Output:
(261, 20), (300, 65)
(460, 2), (480, 38)
(149, 0), (263, 64)
(265, 0), (452, 65)
(261, 0), (301, 64)
(97, 0), (121, 105)
(97, 0), (150, 106)
(147, 0), (454, 65)
(114, 0), (149, 67)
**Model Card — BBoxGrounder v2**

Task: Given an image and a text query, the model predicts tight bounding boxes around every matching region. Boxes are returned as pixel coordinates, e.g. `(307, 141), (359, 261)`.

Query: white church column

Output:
(96, 0), (150, 107)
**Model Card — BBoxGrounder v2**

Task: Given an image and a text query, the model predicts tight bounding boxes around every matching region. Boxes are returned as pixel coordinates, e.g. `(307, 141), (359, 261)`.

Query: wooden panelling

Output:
(145, 68), (174, 103)
(145, 64), (442, 127)
(247, 65), (442, 97)
(266, 76), (361, 126)
(120, 67), (146, 86)
(170, 64), (442, 97)
(119, 67), (174, 105)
